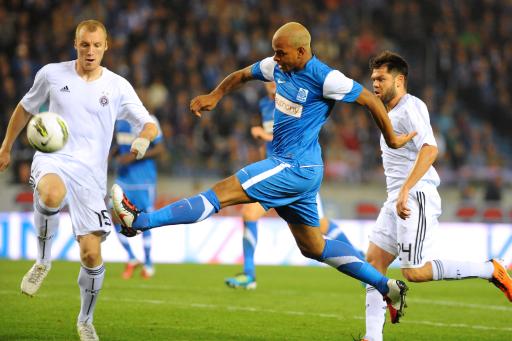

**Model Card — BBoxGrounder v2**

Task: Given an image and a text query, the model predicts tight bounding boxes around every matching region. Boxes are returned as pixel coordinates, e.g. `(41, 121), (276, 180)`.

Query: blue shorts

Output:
(117, 181), (156, 212)
(236, 157), (323, 226)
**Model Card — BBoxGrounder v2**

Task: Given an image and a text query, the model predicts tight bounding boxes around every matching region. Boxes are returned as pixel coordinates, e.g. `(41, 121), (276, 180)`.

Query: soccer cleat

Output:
(77, 322), (99, 341)
(490, 259), (512, 302)
(21, 263), (50, 296)
(225, 273), (257, 290)
(384, 279), (408, 324)
(111, 184), (140, 237)
(122, 260), (141, 280)
(141, 265), (155, 279)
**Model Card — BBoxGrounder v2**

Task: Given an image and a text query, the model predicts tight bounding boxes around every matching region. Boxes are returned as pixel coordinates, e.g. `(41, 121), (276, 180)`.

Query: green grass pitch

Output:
(1, 259), (510, 340)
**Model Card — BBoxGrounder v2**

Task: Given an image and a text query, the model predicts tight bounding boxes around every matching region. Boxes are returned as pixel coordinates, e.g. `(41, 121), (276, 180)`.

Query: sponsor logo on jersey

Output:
(275, 93), (302, 118)
(277, 79), (286, 84)
(99, 95), (109, 106)
(60, 85), (70, 92)
(296, 87), (309, 103)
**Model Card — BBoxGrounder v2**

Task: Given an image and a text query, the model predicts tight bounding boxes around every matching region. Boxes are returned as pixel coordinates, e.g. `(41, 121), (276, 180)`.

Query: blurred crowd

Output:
(0, 0), (511, 201)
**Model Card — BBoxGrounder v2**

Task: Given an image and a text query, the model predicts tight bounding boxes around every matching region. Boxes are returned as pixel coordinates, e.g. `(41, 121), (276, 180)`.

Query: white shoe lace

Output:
(28, 264), (48, 284)
(78, 323), (99, 341)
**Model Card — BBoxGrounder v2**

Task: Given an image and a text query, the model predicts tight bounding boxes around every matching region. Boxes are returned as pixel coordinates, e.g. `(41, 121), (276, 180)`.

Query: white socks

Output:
(33, 194), (60, 267)
(78, 263), (105, 324)
(431, 259), (493, 280)
(364, 285), (386, 341)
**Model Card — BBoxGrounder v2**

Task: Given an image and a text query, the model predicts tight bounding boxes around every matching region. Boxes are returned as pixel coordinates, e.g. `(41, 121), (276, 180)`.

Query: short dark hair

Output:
(369, 51), (408, 79)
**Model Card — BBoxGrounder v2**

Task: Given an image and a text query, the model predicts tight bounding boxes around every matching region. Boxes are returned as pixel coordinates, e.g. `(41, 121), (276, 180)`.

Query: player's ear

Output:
(398, 74), (405, 88)
(104, 38), (109, 51)
(297, 46), (305, 57)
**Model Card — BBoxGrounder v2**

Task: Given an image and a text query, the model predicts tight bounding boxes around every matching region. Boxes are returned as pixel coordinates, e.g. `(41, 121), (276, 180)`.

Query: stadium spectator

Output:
(0, 20), (158, 341)
(363, 50), (512, 341)
(1, 1), (511, 186)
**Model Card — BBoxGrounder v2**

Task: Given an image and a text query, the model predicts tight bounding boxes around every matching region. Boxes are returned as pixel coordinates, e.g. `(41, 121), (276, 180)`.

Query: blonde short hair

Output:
(75, 20), (108, 40)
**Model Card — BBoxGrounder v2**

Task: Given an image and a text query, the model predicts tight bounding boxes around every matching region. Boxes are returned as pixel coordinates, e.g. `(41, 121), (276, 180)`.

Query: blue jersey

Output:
(114, 117), (163, 185)
(258, 96), (275, 155)
(251, 56), (362, 166)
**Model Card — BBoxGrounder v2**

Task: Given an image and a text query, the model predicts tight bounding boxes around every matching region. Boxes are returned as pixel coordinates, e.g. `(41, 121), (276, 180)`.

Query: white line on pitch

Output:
(102, 296), (512, 332)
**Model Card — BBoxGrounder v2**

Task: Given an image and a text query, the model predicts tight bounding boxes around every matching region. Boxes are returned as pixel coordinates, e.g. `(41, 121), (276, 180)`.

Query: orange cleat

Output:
(122, 261), (141, 280)
(490, 259), (512, 302)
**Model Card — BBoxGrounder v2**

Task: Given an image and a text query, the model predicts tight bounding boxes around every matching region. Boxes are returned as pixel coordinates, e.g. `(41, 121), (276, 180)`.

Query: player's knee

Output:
(38, 187), (66, 207)
(298, 244), (323, 260)
(80, 249), (101, 267)
(402, 267), (430, 282)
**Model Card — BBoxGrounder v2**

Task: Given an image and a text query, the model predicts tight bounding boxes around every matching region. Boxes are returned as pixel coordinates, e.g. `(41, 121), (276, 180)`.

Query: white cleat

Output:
(77, 322), (99, 341)
(21, 263), (50, 296)
(110, 184), (140, 236)
(384, 279), (408, 324)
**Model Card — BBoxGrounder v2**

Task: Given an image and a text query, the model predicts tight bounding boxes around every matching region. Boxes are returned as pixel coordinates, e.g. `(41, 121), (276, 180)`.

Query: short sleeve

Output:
(323, 70), (363, 103)
(409, 101), (437, 149)
(150, 115), (164, 145)
(117, 78), (152, 133)
(20, 65), (50, 114)
(251, 57), (276, 81)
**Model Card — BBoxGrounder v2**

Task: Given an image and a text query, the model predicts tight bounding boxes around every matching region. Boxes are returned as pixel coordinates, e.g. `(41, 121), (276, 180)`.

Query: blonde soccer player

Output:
(0, 20), (157, 341)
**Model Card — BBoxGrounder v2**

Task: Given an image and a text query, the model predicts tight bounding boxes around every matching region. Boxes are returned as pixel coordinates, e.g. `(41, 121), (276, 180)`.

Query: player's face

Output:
(371, 66), (398, 105)
(74, 28), (108, 72)
(272, 36), (301, 72)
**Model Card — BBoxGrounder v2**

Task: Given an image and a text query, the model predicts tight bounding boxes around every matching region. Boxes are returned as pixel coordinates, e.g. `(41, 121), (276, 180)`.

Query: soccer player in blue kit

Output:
(112, 22), (416, 321)
(112, 116), (165, 279)
(225, 81), (365, 289)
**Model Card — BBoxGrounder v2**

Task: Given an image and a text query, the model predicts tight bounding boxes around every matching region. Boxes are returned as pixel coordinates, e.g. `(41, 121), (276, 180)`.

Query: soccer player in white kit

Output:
(0, 20), (157, 341)
(362, 51), (512, 341)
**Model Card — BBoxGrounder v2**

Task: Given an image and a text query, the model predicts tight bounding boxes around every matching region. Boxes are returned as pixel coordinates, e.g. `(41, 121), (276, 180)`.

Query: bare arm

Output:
(396, 144), (438, 219)
(251, 126), (273, 142)
(0, 103), (32, 171)
(356, 87), (416, 148)
(190, 65), (255, 117)
(138, 122), (158, 142)
(129, 122), (158, 159)
(118, 139), (166, 165)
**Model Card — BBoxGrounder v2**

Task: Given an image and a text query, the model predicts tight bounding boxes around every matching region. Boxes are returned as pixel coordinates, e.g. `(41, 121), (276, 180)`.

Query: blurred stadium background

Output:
(0, 0), (511, 219)
(1, 1), (512, 340)
(0, 0), (511, 256)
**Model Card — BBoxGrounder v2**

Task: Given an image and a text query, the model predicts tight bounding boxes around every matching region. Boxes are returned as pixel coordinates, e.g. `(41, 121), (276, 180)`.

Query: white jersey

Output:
(380, 94), (440, 192)
(21, 60), (152, 194)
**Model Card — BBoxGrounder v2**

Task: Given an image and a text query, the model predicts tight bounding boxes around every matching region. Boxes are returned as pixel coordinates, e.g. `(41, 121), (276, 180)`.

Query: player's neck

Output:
(75, 63), (103, 82)
(386, 91), (406, 111)
(295, 53), (313, 71)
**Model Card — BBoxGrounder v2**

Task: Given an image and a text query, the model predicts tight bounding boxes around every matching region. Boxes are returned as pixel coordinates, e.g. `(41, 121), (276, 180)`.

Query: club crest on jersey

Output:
(99, 95), (109, 106)
(296, 88), (309, 103)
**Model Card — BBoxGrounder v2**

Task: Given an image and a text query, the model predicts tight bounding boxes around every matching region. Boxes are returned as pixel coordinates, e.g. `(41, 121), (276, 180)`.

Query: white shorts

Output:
(369, 185), (441, 268)
(31, 157), (112, 239)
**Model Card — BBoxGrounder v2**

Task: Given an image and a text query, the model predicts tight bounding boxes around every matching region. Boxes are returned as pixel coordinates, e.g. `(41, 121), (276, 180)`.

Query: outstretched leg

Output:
(112, 175), (251, 232)
(288, 223), (407, 321)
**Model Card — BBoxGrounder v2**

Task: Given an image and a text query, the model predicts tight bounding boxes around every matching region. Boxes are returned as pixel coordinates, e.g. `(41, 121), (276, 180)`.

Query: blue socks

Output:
(321, 239), (389, 295)
(142, 230), (152, 267)
(326, 220), (365, 261)
(242, 221), (258, 278)
(134, 189), (221, 229)
(115, 224), (136, 261)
